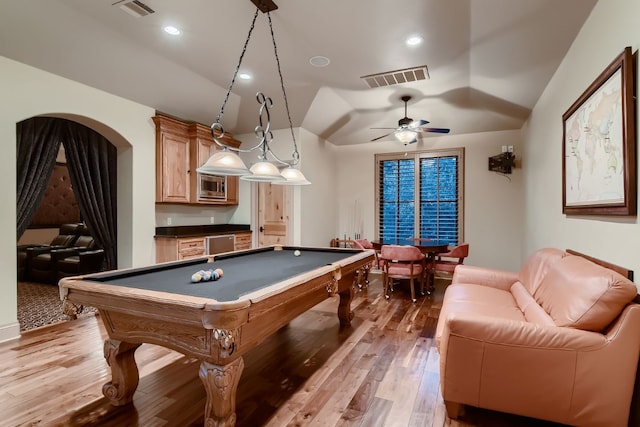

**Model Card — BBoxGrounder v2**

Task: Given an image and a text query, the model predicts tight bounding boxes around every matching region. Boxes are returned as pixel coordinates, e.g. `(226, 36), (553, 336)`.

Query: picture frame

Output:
(562, 46), (636, 216)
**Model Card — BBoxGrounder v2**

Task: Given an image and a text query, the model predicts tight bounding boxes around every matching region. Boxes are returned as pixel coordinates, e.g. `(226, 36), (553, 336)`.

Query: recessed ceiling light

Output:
(163, 25), (181, 36)
(238, 73), (252, 80)
(309, 56), (330, 67)
(406, 36), (423, 46)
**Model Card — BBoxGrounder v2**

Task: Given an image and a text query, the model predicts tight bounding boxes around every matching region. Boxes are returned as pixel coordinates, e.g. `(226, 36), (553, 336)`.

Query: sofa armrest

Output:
(78, 249), (105, 269)
(50, 247), (81, 261)
(442, 312), (605, 350)
(25, 245), (66, 257)
(451, 265), (519, 291)
(438, 308), (640, 426)
(438, 312), (604, 417)
(18, 243), (47, 251)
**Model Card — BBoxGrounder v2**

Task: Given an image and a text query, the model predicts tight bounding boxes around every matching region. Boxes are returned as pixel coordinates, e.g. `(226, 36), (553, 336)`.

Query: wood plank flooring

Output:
(1, 273), (564, 426)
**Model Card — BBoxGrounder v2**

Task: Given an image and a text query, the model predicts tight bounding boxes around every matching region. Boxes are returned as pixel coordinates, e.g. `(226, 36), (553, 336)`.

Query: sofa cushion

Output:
(435, 283), (525, 349)
(534, 255), (638, 331)
(518, 248), (567, 296)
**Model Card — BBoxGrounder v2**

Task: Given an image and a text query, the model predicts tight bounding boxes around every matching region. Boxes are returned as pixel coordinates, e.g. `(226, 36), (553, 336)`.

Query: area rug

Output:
(17, 281), (97, 332)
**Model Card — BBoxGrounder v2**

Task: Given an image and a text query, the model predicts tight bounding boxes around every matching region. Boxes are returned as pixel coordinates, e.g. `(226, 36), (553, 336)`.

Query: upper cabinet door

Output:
(153, 115), (190, 203)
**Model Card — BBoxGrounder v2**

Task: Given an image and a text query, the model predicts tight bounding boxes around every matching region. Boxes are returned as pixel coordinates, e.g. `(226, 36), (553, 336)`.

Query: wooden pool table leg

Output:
(337, 274), (356, 327)
(199, 357), (244, 427)
(102, 339), (141, 406)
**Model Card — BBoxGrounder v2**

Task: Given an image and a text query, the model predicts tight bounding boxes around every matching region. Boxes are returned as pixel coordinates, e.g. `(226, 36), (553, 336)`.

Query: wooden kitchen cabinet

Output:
(153, 115), (190, 203)
(156, 236), (205, 263)
(155, 231), (252, 263)
(234, 232), (252, 251)
(153, 114), (241, 205)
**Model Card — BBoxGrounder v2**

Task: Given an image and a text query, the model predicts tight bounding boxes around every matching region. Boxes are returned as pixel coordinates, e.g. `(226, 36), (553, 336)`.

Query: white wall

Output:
(522, 0), (640, 280)
(334, 130), (525, 272)
(0, 56), (157, 342)
(298, 128), (339, 246)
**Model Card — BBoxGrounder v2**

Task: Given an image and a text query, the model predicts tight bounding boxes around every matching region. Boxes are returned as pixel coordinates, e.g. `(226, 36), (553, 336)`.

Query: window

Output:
(375, 148), (464, 245)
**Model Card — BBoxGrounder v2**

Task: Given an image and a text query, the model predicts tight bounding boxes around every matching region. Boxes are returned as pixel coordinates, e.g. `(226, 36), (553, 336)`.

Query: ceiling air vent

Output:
(113, 0), (155, 18)
(360, 65), (430, 88)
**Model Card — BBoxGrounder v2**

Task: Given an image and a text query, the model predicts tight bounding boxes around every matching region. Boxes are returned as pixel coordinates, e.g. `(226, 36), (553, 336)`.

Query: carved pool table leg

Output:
(337, 277), (355, 327)
(200, 357), (244, 427)
(102, 339), (141, 406)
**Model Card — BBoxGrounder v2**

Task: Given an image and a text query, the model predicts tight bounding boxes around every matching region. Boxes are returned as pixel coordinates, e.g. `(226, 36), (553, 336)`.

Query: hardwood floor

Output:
(1, 273), (564, 426)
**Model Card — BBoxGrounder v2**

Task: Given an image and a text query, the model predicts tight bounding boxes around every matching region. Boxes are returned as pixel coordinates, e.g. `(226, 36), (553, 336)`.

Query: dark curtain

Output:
(16, 117), (63, 239)
(61, 120), (118, 270)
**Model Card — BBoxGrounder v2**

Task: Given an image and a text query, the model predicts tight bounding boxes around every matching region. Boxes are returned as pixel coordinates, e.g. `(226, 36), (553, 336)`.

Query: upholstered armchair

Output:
(433, 243), (469, 276)
(55, 248), (105, 281)
(380, 245), (425, 303)
(25, 225), (101, 284)
(17, 223), (83, 280)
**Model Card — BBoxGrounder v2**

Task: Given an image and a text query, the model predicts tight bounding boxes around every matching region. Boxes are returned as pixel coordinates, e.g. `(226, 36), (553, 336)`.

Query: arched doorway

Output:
(16, 116), (118, 331)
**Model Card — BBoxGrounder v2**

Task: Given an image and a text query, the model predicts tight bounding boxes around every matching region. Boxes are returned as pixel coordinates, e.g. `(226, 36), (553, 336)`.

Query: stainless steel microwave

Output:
(198, 174), (226, 200)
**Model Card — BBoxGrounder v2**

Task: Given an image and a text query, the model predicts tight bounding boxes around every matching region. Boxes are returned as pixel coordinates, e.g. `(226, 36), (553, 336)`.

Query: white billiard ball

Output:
(294, 250), (301, 257)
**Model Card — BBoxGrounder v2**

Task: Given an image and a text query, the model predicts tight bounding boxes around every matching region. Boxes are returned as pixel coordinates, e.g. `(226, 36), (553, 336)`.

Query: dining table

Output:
(371, 238), (450, 294)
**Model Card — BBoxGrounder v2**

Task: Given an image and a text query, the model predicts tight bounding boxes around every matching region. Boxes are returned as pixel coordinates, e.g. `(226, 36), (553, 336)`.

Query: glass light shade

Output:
(240, 161), (286, 182)
(273, 166), (311, 185)
(196, 150), (250, 176)
(395, 129), (418, 144)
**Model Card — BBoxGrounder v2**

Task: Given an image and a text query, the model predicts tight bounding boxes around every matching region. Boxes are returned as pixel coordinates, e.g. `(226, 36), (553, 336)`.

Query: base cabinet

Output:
(234, 232), (251, 251)
(156, 237), (205, 263)
(155, 232), (252, 263)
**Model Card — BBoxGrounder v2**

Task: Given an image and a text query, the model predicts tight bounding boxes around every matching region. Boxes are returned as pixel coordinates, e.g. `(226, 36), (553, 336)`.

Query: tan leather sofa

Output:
(435, 248), (640, 427)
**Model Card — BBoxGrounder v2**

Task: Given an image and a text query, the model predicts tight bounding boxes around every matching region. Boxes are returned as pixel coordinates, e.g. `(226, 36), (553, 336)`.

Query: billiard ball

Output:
(215, 268), (224, 278)
(191, 270), (205, 283)
(294, 250), (301, 256)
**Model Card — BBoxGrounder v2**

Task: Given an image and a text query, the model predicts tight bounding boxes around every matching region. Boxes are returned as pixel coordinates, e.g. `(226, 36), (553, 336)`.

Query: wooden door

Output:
(257, 183), (290, 247)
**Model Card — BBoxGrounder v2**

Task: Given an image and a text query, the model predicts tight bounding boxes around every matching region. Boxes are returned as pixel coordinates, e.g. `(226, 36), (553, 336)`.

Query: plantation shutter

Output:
(420, 156), (458, 244)
(378, 159), (415, 243)
(376, 149), (463, 245)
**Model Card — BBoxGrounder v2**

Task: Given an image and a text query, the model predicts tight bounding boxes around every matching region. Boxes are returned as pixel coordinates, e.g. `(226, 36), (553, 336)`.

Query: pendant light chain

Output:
(267, 11), (299, 163)
(214, 8), (260, 128)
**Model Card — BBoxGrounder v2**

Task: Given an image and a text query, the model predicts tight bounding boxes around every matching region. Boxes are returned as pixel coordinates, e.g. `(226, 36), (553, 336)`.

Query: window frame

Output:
(374, 147), (465, 244)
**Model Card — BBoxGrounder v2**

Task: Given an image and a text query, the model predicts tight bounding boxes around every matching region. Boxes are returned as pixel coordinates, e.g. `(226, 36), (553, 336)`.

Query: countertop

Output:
(155, 224), (251, 238)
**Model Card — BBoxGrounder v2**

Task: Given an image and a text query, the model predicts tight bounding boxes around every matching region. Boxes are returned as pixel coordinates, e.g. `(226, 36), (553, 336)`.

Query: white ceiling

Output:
(0, 0), (597, 146)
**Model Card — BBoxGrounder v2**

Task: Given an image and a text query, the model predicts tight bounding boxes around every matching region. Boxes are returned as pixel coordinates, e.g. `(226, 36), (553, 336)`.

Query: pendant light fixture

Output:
(196, 2), (311, 185)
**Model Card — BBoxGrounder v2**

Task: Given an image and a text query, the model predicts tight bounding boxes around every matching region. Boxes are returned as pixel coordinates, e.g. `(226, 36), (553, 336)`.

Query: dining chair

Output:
(380, 245), (425, 303)
(433, 243), (469, 278)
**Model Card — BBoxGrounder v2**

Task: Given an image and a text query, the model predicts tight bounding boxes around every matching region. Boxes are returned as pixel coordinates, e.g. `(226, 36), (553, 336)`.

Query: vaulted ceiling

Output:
(0, 0), (597, 145)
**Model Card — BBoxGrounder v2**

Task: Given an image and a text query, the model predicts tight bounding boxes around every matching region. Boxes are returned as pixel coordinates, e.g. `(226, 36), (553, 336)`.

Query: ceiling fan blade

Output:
(371, 132), (394, 142)
(410, 119), (430, 128)
(418, 127), (450, 134)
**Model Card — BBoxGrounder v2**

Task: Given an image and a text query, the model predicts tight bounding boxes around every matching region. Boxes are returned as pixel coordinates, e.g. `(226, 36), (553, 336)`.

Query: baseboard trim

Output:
(0, 321), (21, 343)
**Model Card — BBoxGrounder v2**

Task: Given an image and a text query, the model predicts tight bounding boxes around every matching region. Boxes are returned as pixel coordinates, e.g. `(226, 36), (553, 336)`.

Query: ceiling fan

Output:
(371, 95), (450, 144)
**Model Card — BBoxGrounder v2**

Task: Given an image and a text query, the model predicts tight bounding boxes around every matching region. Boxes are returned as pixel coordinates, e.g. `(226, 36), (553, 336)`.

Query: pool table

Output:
(59, 245), (374, 427)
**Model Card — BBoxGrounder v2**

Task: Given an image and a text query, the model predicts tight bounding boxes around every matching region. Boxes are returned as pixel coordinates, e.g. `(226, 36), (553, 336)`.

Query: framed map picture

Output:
(562, 47), (636, 216)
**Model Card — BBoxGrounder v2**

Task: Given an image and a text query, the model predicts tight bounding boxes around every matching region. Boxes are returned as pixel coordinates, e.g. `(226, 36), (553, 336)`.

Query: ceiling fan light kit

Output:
(371, 95), (450, 144)
(395, 129), (418, 144)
